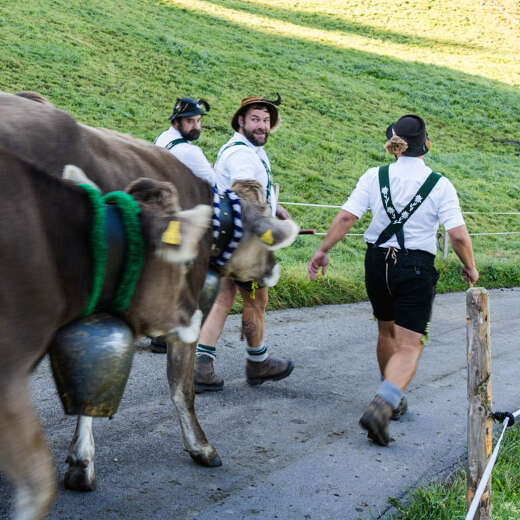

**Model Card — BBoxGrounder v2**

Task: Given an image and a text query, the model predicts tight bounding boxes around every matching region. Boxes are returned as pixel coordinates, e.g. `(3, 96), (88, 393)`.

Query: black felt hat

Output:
(385, 114), (431, 156)
(169, 97), (210, 121)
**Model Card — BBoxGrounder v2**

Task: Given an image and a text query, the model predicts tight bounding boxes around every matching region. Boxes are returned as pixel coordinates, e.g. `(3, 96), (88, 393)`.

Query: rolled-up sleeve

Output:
(341, 170), (372, 219)
(437, 179), (465, 230)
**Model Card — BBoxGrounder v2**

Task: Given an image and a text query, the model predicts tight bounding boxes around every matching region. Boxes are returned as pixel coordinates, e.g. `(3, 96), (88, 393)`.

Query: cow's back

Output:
(0, 92), (212, 211)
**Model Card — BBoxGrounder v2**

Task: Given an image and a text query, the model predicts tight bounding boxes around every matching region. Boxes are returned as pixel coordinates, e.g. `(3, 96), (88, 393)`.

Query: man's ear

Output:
(125, 177), (180, 214)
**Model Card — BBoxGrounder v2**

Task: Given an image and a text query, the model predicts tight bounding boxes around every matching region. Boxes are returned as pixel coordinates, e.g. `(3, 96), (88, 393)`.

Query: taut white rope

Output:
(465, 407), (520, 520)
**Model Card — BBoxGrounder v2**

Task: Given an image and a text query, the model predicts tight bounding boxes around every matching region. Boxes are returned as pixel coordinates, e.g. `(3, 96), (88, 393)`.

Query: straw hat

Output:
(231, 93), (281, 132)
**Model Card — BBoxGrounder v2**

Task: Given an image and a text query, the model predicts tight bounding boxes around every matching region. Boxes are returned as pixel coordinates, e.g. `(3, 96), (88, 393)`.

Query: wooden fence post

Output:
(466, 287), (492, 520)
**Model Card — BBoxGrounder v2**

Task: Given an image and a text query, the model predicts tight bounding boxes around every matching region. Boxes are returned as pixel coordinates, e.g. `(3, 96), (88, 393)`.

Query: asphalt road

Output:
(1, 287), (519, 520)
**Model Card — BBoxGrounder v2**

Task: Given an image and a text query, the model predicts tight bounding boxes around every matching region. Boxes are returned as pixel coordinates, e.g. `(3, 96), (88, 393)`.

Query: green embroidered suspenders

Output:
(219, 141), (273, 205)
(153, 135), (187, 149)
(164, 137), (187, 150)
(375, 164), (441, 249)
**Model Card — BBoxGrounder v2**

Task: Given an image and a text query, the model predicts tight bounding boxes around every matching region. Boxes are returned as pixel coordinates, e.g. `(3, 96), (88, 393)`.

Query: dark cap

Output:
(385, 114), (431, 156)
(169, 97), (210, 121)
(231, 93), (281, 132)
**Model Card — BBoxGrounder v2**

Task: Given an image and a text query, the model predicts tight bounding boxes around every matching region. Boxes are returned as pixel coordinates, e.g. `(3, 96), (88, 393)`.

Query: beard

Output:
(180, 128), (200, 141)
(244, 128), (269, 146)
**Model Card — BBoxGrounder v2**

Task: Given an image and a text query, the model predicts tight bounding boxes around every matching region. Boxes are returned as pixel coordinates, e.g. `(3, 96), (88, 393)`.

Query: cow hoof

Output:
(189, 450), (222, 467)
(64, 466), (96, 491)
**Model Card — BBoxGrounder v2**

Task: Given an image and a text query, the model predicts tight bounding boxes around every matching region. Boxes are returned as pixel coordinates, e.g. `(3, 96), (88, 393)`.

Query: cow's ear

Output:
(62, 164), (100, 189)
(125, 177), (180, 214)
(253, 217), (299, 251)
(126, 178), (211, 263)
(155, 205), (212, 263)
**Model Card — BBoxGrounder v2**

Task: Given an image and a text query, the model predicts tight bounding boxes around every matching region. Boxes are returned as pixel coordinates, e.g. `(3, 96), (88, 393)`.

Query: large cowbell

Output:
(49, 313), (135, 417)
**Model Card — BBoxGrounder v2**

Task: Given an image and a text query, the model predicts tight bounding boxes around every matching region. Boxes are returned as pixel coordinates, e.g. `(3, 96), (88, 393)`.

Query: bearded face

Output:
(174, 115), (202, 141)
(239, 107), (270, 146)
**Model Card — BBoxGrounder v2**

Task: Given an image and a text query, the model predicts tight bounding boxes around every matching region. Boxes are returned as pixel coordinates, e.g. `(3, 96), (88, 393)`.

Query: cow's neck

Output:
(98, 204), (128, 309)
(77, 185), (145, 318)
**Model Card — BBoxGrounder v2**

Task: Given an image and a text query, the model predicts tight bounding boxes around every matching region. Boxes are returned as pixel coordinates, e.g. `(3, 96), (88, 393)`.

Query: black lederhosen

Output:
(364, 244), (439, 334)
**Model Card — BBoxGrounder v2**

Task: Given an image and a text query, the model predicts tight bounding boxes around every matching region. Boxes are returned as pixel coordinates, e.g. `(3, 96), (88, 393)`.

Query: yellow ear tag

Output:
(162, 220), (182, 245)
(260, 229), (274, 245)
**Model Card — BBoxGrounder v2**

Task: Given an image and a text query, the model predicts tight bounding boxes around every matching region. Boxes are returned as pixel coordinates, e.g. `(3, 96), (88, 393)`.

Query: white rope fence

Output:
(465, 408), (520, 520)
(281, 202), (520, 250)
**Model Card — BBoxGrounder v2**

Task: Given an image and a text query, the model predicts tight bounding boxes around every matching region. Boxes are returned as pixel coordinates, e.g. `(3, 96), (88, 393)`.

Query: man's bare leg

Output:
(360, 322), (423, 445)
(383, 324), (423, 390)
(198, 278), (237, 346)
(376, 320), (397, 378)
(240, 286), (294, 385)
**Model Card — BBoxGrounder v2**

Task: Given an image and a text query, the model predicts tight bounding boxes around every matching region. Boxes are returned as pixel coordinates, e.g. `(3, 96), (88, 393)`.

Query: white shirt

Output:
(154, 127), (216, 187)
(215, 132), (277, 216)
(342, 156), (465, 255)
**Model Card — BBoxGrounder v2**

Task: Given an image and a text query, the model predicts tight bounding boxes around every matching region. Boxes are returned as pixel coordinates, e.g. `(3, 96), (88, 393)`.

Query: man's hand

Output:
(447, 225), (479, 288)
(276, 204), (290, 220)
(462, 265), (479, 287)
(308, 250), (328, 280)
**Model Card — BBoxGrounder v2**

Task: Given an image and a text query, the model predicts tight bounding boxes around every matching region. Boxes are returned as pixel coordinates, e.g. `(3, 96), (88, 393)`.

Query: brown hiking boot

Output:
(391, 396), (408, 421)
(194, 356), (224, 394)
(246, 357), (294, 386)
(359, 395), (393, 446)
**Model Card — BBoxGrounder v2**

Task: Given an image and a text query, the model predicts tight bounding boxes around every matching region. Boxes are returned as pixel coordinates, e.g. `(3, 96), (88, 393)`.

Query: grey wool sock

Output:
(376, 380), (404, 410)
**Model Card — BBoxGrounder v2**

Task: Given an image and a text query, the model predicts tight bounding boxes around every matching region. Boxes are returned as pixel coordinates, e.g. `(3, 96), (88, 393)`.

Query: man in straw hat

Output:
(308, 114), (478, 446)
(194, 94), (294, 392)
(150, 96), (216, 354)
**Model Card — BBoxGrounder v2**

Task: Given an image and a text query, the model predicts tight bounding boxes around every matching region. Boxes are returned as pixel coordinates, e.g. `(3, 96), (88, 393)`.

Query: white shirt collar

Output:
(396, 156), (425, 166)
(169, 126), (183, 140)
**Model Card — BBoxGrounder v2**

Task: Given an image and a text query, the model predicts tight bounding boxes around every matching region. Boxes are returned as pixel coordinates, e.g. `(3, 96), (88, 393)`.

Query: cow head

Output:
(62, 166), (212, 264)
(217, 180), (299, 286)
(125, 177), (212, 264)
(122, 177), (212, 336)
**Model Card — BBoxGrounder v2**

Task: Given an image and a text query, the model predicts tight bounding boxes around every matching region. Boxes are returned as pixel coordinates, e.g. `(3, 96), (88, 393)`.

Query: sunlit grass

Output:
(166, 0), (520, 85)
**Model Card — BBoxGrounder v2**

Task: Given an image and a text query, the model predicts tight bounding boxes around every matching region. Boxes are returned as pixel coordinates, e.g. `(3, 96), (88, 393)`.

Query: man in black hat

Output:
(308, 114), (478, 446)
(154, 97), (215, 187)
(150, 97), (216, 354)
(193, 94), (294, 392)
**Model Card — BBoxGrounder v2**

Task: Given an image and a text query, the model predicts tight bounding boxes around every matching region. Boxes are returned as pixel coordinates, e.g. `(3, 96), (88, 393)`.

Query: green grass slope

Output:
(1, 0), (519, 309)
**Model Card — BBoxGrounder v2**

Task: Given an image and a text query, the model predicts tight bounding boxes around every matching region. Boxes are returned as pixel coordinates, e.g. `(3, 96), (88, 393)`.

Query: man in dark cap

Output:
(154, 97), (215, 187)
(150, 97), (216, 354)
(194, 94), (294, 393)
(308, 114), (478, 446)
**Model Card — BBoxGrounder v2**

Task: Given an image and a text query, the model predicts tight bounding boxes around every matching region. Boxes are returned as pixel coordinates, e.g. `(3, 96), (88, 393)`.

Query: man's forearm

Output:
(319, 210), (358, 252)
(448, 225), (476, 268)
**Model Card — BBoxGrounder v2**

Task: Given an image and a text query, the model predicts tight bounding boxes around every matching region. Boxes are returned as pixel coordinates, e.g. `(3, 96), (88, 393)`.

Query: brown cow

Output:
(0, 152), (214, 519)
(0, 93), (299, 505)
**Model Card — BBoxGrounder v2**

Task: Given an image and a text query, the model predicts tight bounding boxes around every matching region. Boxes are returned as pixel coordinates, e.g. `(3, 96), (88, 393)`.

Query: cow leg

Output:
(64, 416), (96, 491)
(166, 310), (222, 467)
(0, 380), (56, 520)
